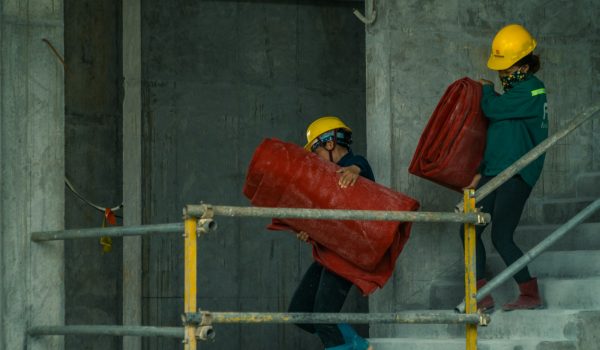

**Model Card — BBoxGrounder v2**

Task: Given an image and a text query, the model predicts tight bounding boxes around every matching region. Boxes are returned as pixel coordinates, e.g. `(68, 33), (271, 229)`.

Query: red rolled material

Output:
(243, 138), (420, 295)
(409, 77), (488, 192)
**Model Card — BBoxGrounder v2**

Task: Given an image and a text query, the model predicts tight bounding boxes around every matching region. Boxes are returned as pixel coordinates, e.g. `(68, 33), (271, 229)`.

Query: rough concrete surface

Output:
(64, 0), (123, 349)
(1, 1), (65, 349)
(3, 0), (599, 349)
(140, 1), (366, 349)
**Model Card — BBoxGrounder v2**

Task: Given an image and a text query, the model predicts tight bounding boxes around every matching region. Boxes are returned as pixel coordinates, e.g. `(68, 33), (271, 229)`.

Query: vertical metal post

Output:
(463, 189), (478, 350)
(184, 218), (198, 350)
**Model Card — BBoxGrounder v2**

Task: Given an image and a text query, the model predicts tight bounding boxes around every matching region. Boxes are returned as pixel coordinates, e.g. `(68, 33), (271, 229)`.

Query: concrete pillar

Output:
(366, 4), (393, 188)
(0, 1), (65, 349)
(123, 0), (142, 349)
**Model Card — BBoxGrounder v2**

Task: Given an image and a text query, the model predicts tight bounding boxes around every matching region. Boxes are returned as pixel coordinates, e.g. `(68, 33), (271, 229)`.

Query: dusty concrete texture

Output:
(122, 1), (142, 350)
(140, 1), (366, 349)
(366, 0), (600, 341)
(64, 0), (123, 349)
(6, 0), (598, 349)
(1, 0), (65, 349)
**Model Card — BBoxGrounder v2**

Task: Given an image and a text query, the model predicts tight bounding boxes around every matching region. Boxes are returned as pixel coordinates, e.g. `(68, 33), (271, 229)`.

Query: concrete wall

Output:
(0, 0), (65, 349)
(140, 1), (366, 349)
(64, 0), (123, 349)
(366, 0), (600, 337)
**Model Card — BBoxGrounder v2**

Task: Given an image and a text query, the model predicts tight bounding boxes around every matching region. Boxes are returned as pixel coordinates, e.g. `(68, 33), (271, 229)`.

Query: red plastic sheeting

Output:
(243, 138), (420, 295)
(409, 77), (488, 192)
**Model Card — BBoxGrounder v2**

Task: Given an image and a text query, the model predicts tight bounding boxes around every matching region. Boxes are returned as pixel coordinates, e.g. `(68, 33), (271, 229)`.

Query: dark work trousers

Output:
(288, 261), (353, 348)
(459, 175), (533, 283)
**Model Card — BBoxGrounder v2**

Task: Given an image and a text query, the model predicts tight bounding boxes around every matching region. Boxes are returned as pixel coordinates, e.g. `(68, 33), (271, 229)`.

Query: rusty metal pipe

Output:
(184, 204), (490, 225)
(28, 325), (183, 338)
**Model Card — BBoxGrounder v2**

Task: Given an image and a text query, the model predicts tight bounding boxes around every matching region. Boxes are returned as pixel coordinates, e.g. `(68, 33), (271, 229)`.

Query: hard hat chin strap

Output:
(328, 130), (339, 163)
(328, 147), (335, 162)
(315, 130), (342, 163)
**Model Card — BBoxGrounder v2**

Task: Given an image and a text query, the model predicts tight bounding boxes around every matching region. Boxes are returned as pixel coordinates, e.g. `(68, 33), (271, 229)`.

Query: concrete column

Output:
(123, 0), (142, 349)
(1, 1), (65, 349)
(366, 1), (393, 188)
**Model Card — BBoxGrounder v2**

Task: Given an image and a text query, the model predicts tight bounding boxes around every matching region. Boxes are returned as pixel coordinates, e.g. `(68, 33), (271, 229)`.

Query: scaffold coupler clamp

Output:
(182, 310), (215, 341)
(198, 205), (217, 236)
(478, 310), (491, 327)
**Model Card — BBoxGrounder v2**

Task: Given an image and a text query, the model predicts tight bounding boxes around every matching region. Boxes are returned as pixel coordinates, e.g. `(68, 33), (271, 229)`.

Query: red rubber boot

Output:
(477, 279), (495, 313)
(502, 278), (543, 311)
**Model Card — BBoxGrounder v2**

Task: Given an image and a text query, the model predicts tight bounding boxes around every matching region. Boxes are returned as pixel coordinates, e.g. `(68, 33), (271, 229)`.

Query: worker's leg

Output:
(313, 267), (353, 348)
(490, 175), (533, 283)
(288, 261), (324, 334)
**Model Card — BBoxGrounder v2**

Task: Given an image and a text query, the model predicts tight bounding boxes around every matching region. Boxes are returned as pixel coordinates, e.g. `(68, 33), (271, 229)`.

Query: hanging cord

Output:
(353, 0), (377, 25)
(46, 37), (121, 254)
(65, 177), (122, 254)
(65, 177), (123, 213)
(42, 38), (70, 75)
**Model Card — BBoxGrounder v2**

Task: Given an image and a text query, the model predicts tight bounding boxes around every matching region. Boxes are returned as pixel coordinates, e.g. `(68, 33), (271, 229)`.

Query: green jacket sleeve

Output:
(481, 83), (542, 120)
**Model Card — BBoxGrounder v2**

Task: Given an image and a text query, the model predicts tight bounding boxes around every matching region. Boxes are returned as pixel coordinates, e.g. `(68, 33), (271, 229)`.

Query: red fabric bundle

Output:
(409, 77), (488, 192)
(243, 138), (420, 295)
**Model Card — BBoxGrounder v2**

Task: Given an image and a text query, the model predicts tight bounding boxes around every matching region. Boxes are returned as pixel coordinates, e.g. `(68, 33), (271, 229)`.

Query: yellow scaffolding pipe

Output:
(180, 202), (484, 349)
(463, 189), (478, 350)
(184, 218), (198, 350)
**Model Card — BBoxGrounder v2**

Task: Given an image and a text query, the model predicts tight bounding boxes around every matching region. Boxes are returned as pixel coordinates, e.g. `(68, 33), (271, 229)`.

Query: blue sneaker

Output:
(337, 324), (370, 350)
(325, 343), (354, 350)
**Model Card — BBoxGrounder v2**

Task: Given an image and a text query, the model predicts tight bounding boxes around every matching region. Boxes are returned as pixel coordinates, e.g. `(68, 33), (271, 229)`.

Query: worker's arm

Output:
(480, 83), (542, 121)
(337, 165), (361, 188)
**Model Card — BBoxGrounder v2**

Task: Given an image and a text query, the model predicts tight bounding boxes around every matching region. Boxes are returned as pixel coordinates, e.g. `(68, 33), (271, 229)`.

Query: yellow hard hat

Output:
(304, 116), (352, 150)
(487, 24), (537, 71)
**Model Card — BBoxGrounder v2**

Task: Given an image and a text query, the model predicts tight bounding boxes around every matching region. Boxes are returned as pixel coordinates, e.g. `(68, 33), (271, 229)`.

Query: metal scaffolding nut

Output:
(479, 312), (491, 327)
(196, 326), (215, 341)
(197, 218), (217, 235)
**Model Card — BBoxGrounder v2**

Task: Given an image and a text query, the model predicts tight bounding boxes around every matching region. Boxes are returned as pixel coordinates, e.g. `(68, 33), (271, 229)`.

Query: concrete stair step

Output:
(487, 250), (600, 278)
(383, 309), (581, 340)
(369, 338), (576, 350)
(500, 223), (600, 251)
(431, 276), (600, 310)
(576, 172), (600, 198)
(524, 197), (600, 225)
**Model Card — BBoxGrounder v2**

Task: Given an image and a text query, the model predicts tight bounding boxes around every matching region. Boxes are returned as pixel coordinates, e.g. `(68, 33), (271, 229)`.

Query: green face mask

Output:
(500, 68), (529, 91)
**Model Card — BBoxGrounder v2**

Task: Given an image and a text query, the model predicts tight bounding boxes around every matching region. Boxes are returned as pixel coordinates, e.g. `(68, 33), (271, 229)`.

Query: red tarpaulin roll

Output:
(243, 138), (420, 295)
(409, 77), (488, 192)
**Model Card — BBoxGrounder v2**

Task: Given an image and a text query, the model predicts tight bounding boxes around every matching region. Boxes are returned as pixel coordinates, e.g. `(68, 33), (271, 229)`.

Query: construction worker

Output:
(462, 24), (548, 312)
(288, 116), (374, 350)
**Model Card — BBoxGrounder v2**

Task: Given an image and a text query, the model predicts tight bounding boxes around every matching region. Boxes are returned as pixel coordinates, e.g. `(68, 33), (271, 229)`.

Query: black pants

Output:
(288, 261), (353, 347)
(460, 175), (533, 283)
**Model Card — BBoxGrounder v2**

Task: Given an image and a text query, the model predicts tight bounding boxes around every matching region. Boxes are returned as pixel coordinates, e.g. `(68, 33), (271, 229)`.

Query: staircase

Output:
(369, 172), (600, 349)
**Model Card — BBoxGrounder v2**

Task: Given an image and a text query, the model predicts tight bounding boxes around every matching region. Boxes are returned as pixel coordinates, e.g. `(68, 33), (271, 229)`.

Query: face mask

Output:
(500, 68), (529, 91)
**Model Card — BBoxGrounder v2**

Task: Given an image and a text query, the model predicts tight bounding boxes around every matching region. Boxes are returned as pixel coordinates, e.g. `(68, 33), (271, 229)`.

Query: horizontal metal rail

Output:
(29, 311), (489, 339)
(28, 325), (184, 338)
(31, 223), (183, 242)
(185, 204), (490, 225)
(456, 197), (600, 313)
(32, 207), (490, 242)
(456, 104), (600, 211)
(206, 311), (488, 325)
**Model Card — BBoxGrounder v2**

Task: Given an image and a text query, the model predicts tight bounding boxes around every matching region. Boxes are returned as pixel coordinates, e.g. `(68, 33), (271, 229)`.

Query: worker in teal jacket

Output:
(462, 24), (548, 312)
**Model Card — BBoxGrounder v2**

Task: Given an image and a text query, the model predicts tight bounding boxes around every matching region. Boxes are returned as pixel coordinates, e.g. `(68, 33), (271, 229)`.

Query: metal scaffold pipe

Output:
(28, 311), (489, 339)
(184, 204), (490, 225)
(206, 311), (488, 325)
(28, 325), (184, 338)
(31, 223), (184, 242)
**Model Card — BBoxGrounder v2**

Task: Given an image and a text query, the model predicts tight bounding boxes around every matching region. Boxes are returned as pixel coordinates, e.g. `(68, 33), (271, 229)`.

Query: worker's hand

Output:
(479, 79), (494, 86)
(463, 173), (481, 190)
(296, 231), (310, 243)
(337, 165), (361, 188)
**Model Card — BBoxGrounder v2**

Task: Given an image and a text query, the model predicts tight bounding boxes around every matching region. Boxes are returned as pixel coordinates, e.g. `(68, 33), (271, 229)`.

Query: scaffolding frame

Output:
(29, 197), (489, 350)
